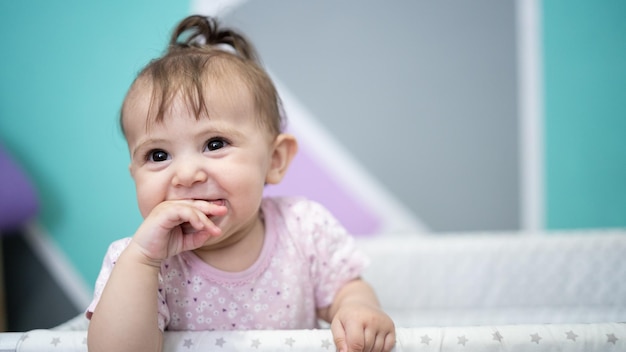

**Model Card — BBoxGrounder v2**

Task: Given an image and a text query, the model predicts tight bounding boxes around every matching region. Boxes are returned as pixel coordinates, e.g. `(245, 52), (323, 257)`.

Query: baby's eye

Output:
(206, 138), (228, 151)
(148, 149), (169, 162)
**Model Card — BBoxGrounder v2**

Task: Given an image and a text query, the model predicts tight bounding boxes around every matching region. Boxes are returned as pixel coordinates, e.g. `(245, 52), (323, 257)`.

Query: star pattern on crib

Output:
(285, 337), (296, 347)
(530, 332), (542, 344)
(565, 330), (578, 341)
(215, 337), (226, 347)
(321, 338), (332, 349)
(50, 337), (61, 347)
(251, 338), (261, 348)
(408, 328), (622, 349)
(14, 326), (623, 350)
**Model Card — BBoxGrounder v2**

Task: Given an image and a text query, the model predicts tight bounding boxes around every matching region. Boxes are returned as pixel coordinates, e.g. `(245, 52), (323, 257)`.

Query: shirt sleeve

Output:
(286, 198), (370, 309)
(85, 237), (170, 331)
(85, 238), (131, 320)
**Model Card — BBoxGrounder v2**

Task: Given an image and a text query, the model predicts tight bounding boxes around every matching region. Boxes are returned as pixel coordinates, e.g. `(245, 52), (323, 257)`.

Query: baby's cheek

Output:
(136, 186), (163, 218)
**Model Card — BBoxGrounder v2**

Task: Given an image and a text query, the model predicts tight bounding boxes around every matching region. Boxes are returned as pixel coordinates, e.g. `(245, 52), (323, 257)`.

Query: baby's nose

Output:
(171, 158), (208, 187)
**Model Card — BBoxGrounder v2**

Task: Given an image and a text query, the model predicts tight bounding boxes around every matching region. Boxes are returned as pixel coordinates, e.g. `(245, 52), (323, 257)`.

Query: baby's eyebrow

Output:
(201, 123), (245, 137)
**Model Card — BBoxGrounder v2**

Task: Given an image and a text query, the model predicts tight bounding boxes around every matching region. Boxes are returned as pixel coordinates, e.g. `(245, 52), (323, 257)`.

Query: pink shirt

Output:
(87, 197), (368, 331)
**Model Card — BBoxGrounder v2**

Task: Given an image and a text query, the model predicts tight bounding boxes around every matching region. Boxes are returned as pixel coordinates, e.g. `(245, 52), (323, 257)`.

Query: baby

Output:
(87, 15), (395, 352)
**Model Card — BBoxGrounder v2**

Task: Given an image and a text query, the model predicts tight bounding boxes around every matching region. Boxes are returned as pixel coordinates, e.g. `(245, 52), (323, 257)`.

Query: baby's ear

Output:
(128, 162), (139, 180)
(266, 134), (298, 184)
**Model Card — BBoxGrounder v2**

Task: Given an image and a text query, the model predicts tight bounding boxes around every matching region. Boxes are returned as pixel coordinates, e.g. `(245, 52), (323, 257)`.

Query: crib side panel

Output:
(358, 230), (626, 326)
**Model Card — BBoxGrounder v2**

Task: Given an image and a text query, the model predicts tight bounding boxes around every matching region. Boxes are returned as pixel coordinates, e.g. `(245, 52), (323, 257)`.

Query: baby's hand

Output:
(330, 302), (396, 352)
(131, 200), (227, 264)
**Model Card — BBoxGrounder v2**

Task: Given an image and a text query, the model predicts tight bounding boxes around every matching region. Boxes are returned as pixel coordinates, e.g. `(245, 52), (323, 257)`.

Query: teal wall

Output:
(0, 2), (189, 285)
(542, 1), (626, 229)
(1, 1), (625, 295)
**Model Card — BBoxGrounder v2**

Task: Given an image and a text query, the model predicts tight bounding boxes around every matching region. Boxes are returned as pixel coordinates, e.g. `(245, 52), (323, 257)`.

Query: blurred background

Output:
(0, 0), (624, 331)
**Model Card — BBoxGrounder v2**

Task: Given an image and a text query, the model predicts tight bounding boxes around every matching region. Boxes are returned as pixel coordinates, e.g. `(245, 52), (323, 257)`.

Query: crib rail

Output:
(1, 323), (623, 351)
(0, 333), (22, 352)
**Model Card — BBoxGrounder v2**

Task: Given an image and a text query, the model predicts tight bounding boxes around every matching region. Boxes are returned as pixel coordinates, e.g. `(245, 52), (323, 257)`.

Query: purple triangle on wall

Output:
(264, 142), (381, 236)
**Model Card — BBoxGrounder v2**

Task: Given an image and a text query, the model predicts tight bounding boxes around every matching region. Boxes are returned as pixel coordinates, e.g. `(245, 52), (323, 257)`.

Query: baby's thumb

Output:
(330, 318), (348, 352)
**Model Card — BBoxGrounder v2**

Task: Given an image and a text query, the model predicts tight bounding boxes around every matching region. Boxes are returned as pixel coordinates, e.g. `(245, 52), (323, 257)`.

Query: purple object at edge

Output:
(0, 144), (39, 232)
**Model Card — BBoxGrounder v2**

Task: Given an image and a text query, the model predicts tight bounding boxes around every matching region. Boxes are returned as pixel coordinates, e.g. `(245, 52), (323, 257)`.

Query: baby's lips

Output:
(207, 199), (226, 206)
(206, 199), (228, 216)
(186, 198), (227, 215)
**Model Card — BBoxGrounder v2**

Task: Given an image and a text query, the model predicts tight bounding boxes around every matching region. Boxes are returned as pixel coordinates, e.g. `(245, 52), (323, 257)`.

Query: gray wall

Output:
(224, 1), (519, 232)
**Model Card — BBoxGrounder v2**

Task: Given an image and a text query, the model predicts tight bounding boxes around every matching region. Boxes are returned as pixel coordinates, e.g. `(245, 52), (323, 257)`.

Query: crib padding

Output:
(9, 323), (625, 351)
(359, 229), (626, 326)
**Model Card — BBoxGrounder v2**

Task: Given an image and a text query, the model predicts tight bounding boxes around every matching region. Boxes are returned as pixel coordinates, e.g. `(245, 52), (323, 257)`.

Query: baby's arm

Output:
(88, 200), (225, 352)
(88, 242), (164, 351)
(318, 279), (396, 352)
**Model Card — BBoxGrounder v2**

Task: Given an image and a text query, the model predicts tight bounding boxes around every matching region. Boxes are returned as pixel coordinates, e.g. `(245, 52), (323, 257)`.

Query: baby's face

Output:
(123, 79), (277, 245)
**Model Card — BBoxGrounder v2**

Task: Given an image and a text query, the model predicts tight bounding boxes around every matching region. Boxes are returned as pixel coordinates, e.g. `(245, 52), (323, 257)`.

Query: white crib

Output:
(1, 229), (624, 351)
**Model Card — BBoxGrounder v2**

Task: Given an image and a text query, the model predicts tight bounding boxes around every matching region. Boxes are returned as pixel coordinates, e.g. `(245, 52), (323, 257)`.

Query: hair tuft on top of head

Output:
(169, 15), (259, 64)
(119, 15), (285, 138)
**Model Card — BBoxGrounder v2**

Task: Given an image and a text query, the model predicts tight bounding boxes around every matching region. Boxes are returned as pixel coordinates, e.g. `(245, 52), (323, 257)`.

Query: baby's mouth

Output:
(207, 199), (225, 206)
(180, 199), (225, 234)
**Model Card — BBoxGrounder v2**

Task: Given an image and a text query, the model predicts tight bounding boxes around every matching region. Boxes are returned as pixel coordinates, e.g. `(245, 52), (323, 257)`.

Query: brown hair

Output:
(120, 15), (284, 137)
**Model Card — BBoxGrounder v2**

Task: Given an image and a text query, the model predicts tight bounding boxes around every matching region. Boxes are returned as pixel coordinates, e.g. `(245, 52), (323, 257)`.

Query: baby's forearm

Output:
(318, 278), (381, 322)
(88, 242), (164, 352)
